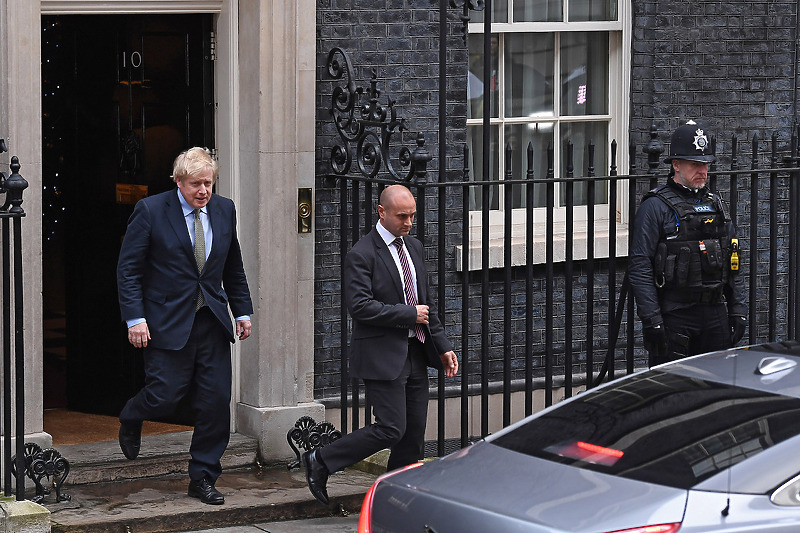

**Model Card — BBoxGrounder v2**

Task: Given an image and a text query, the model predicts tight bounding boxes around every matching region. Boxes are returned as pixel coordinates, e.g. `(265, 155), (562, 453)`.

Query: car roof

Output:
(488, 341), (800, 446)
(671, 342), (800, 493)
(483, 341), (800, 494)
(664, 341), (800, 398)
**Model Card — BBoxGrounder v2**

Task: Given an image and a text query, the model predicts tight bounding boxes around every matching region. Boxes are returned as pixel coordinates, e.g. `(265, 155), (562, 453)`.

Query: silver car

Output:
(358, 342), (800, 532)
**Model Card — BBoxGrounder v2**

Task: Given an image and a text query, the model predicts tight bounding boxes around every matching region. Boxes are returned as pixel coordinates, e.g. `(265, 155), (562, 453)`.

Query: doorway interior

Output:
(41, 13), (215, 439)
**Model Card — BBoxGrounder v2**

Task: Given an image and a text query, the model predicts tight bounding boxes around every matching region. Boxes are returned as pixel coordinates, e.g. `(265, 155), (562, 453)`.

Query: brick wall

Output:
(313, 0), (799, 402)
(315, 0), (468, 399)
(630, 1), (797, 156)
(630, 0), (798, 343)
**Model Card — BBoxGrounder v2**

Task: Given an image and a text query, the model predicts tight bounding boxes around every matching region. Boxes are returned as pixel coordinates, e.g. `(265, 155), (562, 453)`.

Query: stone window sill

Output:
(454, 222), (629, 271)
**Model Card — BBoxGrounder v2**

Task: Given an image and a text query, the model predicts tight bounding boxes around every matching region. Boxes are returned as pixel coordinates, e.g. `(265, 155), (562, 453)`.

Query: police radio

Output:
(730, 238), (740, 271)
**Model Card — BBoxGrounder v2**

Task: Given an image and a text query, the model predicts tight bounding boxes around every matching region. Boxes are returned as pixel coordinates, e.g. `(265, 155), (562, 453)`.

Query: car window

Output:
(492, 369), (800, 490)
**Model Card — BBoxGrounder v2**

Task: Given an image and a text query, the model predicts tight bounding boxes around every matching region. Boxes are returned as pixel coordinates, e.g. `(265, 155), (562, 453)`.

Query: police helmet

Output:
(663, 120), (716, 164)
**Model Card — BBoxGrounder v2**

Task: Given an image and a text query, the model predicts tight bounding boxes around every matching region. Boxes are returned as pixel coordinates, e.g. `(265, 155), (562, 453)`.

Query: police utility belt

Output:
(647, 185), (740, 305)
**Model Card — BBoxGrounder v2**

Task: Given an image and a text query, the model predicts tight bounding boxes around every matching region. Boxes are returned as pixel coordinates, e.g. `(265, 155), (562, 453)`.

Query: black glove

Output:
(642, 324), (668, 359)
(729, 315), (747, 345)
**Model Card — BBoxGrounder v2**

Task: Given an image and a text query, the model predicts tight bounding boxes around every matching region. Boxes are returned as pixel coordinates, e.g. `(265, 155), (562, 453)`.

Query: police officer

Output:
(630, 120), (747, 367)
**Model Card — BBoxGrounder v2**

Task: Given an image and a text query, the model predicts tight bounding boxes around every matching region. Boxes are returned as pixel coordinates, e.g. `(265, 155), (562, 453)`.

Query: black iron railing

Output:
(322, 111), (800, 454)
(0, 150), (29, 500)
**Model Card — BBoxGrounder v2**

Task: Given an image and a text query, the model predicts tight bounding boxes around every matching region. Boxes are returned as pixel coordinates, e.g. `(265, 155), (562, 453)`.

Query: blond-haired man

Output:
(117, 147), (252, 504)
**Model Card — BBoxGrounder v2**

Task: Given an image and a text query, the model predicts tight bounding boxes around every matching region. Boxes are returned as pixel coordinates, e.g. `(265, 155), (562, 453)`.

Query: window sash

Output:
(469, 0), (619, 24)
(467, 32), (618, 209)
(461, 0), (633, 270)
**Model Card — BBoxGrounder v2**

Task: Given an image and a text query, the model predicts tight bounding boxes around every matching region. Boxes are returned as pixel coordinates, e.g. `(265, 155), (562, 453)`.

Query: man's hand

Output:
(729, 315), (747, 345)
(642, 324), (667, 358)
(236, 319), (252, 340)
(128, 322), (151, 348)
(416, 305), (430, 324)
(440, 350), (458, 378)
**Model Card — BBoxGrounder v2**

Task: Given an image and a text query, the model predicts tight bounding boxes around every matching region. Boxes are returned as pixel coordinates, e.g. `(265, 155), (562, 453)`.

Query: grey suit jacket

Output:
(344, 228), (452, 381)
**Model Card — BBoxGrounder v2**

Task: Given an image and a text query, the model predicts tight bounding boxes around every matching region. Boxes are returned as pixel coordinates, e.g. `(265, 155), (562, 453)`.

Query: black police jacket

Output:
(629, 179), (747, 328)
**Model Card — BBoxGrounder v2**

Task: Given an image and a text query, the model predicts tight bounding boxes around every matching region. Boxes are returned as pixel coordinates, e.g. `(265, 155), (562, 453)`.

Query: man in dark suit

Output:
(303, 184), (458, 504)
(116, 147), (253, 505)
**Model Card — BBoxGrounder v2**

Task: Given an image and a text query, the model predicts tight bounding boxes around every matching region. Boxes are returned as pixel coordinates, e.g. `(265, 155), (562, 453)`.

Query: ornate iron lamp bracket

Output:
(327, 47), (428, 182)
(286, 415), (342, 470)
(643, 124), (665, 175)
(11, 442), (70, 503)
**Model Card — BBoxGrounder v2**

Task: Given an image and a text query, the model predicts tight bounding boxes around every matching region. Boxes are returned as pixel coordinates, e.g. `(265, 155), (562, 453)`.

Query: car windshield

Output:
(492, 369), (800, 490)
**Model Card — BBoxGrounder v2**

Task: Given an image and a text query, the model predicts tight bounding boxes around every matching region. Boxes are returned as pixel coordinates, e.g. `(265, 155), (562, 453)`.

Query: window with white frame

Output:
(461, 0), (630, 270)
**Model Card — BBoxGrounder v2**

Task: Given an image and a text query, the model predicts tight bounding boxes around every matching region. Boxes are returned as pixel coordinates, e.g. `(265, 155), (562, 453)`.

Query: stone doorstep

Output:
(57, 430), (389, 486)
(31, 434), (385, 533)
(57, 431), (258, 485)
(44, 465), (375, 533)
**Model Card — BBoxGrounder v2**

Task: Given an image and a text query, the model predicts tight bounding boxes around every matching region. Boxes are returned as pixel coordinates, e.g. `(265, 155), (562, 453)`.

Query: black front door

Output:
(42, 14), (214, 416)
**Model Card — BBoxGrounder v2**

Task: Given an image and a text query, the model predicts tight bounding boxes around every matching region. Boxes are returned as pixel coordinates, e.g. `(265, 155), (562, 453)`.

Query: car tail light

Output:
(603, 524), (682, 533)
(358, 461), (424, 533)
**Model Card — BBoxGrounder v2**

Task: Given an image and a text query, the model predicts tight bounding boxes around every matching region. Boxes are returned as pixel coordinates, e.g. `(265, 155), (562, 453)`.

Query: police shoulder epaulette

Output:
(647, 186), (698, 219)
(641, 183), (668, 202)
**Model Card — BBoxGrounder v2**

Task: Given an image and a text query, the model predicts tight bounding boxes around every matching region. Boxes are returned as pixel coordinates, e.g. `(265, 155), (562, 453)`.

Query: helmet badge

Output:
(693, 129), (709, 153)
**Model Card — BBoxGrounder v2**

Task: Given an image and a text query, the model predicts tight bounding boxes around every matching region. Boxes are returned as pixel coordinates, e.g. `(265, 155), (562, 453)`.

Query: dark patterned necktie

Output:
(392, 237), (426, 343)
(193, 208), (206, 310)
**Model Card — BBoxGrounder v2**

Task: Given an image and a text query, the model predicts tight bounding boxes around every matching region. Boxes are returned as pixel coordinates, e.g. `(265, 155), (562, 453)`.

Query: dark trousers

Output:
(654, 302), (732, 366)
(319, 338), (430, 473)
(119, 308), (232, 482)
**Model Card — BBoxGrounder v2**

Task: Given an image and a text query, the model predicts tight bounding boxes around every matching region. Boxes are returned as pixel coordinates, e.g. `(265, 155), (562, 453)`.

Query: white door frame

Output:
(40, 0), (244, 429)
(39, 1), (239, 197)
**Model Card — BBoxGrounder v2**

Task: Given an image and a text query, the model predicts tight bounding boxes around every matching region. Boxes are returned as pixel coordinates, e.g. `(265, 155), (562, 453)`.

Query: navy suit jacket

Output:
(344, 228), (452, 381)
(117, 189), (253, 350)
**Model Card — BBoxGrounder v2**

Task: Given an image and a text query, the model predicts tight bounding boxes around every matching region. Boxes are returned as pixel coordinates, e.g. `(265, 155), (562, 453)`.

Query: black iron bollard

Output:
(0, 154), (28, 500)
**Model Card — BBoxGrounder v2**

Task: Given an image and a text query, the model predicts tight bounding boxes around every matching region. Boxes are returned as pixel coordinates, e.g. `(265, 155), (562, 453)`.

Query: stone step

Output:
(40, 433), (375, 533)
(56, 431), (258, 485)
(45, 464), (373, 533)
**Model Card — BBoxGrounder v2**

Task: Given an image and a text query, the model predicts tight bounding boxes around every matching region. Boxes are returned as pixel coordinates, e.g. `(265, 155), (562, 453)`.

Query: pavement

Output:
(177, 516), (360, 532)
(35, 431), (376, 533)
(45, 467), (371, 533)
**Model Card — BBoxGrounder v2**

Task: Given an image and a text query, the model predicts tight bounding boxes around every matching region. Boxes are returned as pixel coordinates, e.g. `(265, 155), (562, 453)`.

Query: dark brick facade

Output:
(314, 0), (799, 401)
(630, 1), (797, 157)
(315, 0), (469, 399)
(630, 1), (797, 345)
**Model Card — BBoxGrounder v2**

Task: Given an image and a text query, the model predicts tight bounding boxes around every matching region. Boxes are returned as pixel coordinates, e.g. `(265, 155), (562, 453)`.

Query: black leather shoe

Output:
(188, 477), (225, 505)
(118, 422), (142, 460)
(303, 449), (330, 504)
